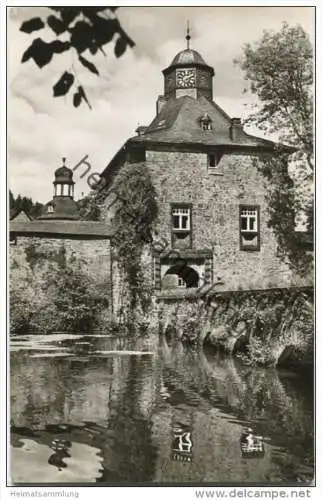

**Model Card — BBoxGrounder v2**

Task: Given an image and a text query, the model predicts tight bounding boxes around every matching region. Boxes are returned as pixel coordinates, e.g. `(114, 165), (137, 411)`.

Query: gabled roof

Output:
(10, 209), (32, 221)
(130, 95), (278, 149)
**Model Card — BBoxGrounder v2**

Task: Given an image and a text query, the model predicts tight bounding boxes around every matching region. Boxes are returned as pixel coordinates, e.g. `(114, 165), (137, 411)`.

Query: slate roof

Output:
(10, 220), (112, 238)
(130, 95), (280, 150)
(38, 197), (79, 220)
(10, 209), (32, 221)
(170, 49), (207, 66)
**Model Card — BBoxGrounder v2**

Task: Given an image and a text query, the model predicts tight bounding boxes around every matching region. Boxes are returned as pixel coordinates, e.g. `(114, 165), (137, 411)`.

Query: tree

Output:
(236, 22), (313, 170)
(20, 7), (135, 109)
(236, 23), (313, 238)
(10, 191), (44, 219)
(9, 190), (15, 210)
(77, 192), (102, 221)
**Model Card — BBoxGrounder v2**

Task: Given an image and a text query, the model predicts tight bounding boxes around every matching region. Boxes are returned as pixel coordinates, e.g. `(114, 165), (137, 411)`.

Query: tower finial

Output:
(62, 157), (66, 165)
(186, 20), (191, 50)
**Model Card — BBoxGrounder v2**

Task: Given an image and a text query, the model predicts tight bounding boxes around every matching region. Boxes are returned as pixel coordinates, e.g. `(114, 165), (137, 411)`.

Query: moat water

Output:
(10, 334), (314, 485)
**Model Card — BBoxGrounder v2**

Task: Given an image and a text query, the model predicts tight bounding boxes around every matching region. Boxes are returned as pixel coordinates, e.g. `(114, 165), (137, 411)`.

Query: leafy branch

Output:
(20, 7), (135, 108)
(235, 23), (313, 168)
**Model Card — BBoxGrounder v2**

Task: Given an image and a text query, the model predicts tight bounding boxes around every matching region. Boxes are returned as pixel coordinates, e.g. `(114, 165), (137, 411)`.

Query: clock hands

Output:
(177, 71), (195, 87)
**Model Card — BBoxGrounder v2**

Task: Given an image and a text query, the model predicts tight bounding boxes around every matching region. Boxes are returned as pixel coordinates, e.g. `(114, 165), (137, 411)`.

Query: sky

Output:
(8, 5), (315, 203)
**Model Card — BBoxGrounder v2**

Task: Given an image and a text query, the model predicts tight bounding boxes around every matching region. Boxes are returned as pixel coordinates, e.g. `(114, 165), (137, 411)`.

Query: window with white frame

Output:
(172, 206), (191, 231)
(240, 205), (260, 251)
(240, 207), (258, 232)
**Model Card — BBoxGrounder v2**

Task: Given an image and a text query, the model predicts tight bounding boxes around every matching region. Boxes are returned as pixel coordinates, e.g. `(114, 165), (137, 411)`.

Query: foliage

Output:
(77, 191), (104, 221)
(25, 243), (66, 270)
(236, 23), (313, 167)
(48, 257), (109, 332)
(10, 279), (33, 334)
(10, 246), (109, 334)
(238, 337), (275, 366)
(111, 162), (158, 315)
(10, 190), (44, 219)
(20, 7), (135, 109)
(253, 154), (313, 276)
(236, 23), (313, 230)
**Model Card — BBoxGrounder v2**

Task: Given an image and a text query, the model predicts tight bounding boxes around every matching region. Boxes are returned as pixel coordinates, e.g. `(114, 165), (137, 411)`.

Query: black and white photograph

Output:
(4, 1), (317, 492)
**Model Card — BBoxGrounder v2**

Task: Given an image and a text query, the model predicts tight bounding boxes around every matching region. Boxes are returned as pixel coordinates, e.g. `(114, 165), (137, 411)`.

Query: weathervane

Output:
(186, 20), (191, 50)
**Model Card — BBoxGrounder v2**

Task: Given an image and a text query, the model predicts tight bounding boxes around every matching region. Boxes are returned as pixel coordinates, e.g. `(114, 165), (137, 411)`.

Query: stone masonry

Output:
(145, 149), (293, 291)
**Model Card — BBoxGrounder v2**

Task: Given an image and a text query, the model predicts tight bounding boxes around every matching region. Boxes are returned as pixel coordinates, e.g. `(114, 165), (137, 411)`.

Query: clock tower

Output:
(162, 24), (214, 101)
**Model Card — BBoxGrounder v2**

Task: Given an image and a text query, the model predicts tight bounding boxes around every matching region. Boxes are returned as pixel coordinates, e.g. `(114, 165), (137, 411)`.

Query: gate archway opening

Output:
(164, 264), (200, 288)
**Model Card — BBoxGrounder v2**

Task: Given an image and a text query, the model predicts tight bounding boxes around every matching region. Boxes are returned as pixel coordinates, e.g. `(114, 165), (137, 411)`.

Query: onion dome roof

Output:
(170, 49), (207, 66)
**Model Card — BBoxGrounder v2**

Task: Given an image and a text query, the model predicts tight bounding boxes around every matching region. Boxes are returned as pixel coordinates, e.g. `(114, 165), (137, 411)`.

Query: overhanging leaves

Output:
(21, 38), (54, 68)
(73, 91), (82, 108)
(20, 7), (135, 108)
(70, 20), (95, 54)
(53, 71), (74, 97)
(114, 36), (128, 58)
(49, 40), (70, 54)
(20, 17), (45, 33)
(78, 54), (99, 75)
(73, 86), (92, 109)
(46, 15), (66, 35)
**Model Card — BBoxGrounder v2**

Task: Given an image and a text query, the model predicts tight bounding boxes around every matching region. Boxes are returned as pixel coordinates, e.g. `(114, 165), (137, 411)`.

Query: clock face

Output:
(176, 69), (196, 88)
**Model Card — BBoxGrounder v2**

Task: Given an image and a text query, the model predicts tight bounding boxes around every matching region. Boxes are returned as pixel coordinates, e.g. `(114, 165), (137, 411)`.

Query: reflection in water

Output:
(171, 410), (193, 463)
(48, 439), (72, 471)
(240, 428), (265, 459)
(10, 334), (314, 484)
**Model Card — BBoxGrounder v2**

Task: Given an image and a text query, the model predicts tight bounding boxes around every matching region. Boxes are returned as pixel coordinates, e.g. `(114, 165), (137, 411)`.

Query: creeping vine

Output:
(110, 162), (158, 315)
(253, 153), (312, 277)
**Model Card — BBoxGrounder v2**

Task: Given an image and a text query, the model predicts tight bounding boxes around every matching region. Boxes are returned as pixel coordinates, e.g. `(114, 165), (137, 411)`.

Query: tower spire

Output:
(185, 20), (191, 50)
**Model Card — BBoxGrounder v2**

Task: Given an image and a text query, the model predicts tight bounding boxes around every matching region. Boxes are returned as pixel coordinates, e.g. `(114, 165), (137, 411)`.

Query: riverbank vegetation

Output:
(10, 244), (109, 334)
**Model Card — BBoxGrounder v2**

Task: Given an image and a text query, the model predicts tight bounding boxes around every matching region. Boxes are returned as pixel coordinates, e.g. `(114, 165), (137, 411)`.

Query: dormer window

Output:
(200, 113), (212, 130)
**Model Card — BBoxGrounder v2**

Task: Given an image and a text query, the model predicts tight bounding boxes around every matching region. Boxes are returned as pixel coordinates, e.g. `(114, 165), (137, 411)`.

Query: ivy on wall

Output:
(25, 243), (67, 270)
(253, 153), (313, 277)
(110, 162), (158, 318)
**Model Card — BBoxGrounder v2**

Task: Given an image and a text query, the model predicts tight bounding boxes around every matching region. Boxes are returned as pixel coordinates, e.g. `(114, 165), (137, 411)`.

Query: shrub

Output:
(10, 249), (109, 335)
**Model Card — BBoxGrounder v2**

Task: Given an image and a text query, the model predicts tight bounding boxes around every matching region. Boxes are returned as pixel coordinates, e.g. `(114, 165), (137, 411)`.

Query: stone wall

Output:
(101, 149), (310, 298)
(13, 236), (112, 287)
(146, 149), (295, 290)
(156, 286), (313, 369)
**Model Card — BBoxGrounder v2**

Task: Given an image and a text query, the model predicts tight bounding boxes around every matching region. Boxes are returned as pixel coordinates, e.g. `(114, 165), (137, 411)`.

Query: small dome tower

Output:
(38, 158), (79, 220)
(54, 158), (75, 198)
